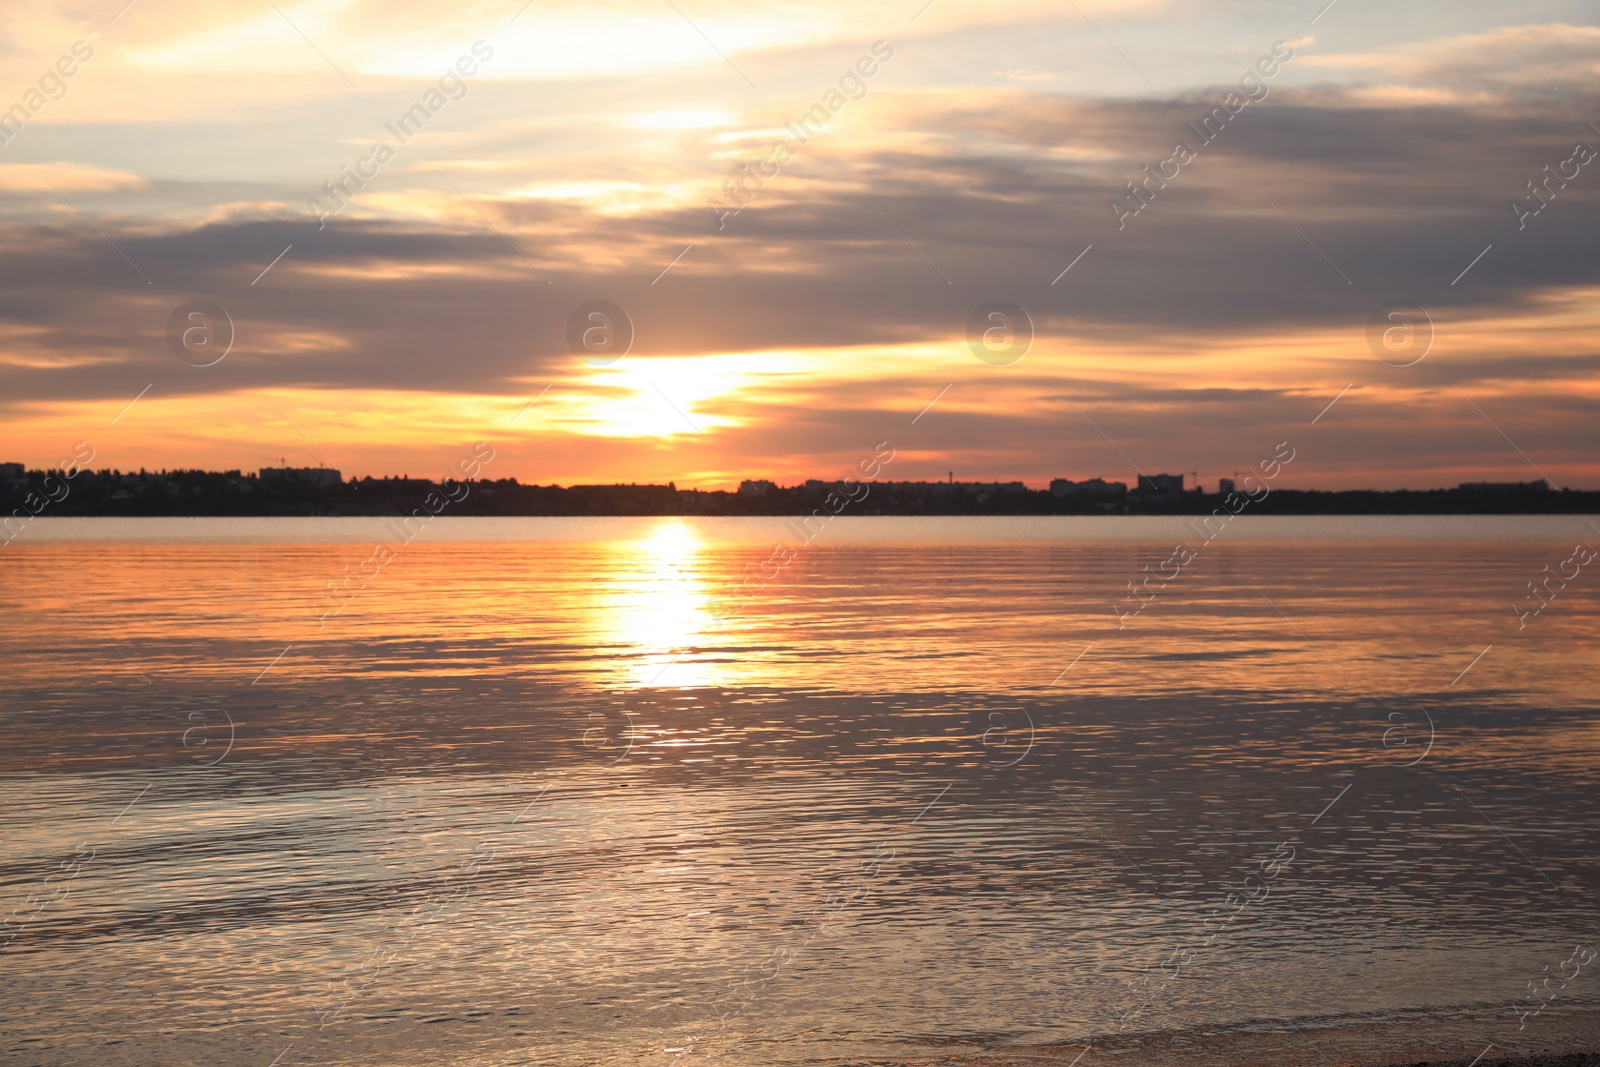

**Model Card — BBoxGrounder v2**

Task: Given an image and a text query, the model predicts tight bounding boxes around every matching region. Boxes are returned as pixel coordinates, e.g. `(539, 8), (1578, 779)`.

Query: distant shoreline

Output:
(3, 469), (1594, 519)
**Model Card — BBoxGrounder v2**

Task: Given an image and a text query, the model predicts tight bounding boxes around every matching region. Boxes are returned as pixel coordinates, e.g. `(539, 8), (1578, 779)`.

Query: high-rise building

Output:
(1137, 473), (1185, 495)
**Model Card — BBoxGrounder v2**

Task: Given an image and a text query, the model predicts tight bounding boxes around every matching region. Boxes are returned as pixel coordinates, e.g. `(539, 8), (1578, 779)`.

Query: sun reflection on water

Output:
(605, 519), (719, 688)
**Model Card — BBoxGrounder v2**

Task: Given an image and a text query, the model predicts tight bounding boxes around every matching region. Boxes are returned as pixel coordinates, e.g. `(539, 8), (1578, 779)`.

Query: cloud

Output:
(1301, 23), (1600, 101)
(3, 79), (1600, 391)
(1, 3), (1597, 488)
(0, 162), (146, 194)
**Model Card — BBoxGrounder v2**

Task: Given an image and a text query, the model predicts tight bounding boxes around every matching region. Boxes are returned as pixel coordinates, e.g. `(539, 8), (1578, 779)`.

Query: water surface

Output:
(2, 516), (1597, 1065)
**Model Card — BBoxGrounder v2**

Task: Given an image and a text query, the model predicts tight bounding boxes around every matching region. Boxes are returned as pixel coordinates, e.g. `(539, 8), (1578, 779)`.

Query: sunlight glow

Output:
(624, 110), (738, 130)
(601, 520), (719, 688)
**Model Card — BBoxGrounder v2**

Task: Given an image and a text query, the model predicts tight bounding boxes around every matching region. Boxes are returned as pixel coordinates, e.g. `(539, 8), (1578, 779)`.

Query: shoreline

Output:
(849, 1005), (1600, 1067)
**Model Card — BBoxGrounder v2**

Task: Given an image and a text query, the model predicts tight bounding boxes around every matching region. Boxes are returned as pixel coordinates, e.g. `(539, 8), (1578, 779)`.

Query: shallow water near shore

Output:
(2, 516), (1597, 1065)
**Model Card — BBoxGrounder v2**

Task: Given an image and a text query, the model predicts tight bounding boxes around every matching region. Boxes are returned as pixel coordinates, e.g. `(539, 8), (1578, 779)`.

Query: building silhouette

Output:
(260, 467), (342, 487)
(1137, 473), (1185, 495)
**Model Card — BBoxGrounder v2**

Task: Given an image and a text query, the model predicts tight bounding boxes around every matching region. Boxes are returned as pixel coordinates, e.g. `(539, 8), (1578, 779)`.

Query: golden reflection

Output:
(601, 519), (719, 688)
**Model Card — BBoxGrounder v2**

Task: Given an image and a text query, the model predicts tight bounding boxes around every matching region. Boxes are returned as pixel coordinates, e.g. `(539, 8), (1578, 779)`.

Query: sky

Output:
(0, 0), (1596, 490)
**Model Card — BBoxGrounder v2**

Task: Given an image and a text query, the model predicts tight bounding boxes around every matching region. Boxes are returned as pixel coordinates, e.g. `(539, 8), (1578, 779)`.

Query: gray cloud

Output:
(3, 78), (1597, 486)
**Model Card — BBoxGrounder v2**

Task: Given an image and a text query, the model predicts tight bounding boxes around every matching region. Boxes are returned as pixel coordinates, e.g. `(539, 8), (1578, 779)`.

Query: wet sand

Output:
(859, 1006), (1600, 1067)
